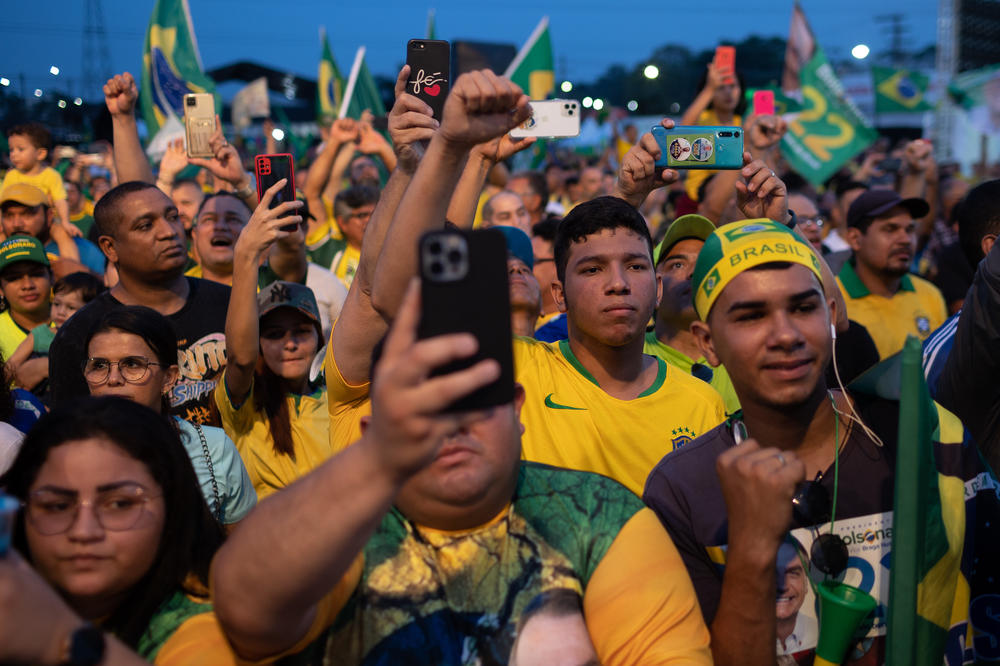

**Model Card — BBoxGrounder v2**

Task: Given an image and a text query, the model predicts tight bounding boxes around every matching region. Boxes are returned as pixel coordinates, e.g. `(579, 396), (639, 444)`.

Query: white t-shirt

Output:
(306, 262), (348, 342)
(0, 422), (25, 476)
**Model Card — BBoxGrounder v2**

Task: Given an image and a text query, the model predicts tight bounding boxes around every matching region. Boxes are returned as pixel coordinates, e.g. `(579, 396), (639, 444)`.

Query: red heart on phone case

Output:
(425, 84), (441, 97)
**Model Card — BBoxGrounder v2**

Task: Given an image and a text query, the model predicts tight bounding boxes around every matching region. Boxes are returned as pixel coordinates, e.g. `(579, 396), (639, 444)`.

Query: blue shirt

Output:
(922, 313), (960, 400)
(45, 237), (106, 275)
(534, 312), (568, 342)
(175, 418), (257, 524)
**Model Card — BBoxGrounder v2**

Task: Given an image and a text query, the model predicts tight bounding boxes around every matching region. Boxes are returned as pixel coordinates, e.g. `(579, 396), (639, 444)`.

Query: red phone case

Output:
(254, 154), (295, 206)
(714, 46), (736, 83)
(753, 90), (775, 116)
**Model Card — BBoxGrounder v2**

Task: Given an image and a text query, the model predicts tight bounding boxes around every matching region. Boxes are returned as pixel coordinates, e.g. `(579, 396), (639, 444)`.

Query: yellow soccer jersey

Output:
(214, 372), (333, 499)
(837, 261), (947, 360)
(514, 337), (726, 495)
(324, 328), (371, 453)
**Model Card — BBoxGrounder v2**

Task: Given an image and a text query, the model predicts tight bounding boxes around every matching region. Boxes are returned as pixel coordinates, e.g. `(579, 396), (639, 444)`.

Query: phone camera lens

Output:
(430, 261), (444, 275)
(568, 110), (574, 115)
(719, 131), (733, 137)
(428, 240), (442, 255)
(564, 104), (569, 109)
(186, 97), (196, 106)
(447, 249), (462, 265)
(734, 131), (740, 138)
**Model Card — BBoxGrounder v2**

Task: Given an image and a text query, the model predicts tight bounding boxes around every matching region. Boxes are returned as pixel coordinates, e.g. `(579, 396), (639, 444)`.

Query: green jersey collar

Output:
(558, 339), (666, 398)
(839, 259), (914, 299)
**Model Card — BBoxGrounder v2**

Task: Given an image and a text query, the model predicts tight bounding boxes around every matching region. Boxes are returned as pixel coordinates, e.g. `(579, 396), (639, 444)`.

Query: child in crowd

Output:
(2, 123), (79, 237)
(7, 272), (103, 399)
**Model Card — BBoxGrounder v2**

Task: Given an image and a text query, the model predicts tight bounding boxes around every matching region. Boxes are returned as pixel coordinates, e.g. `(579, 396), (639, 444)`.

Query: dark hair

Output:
(194, 191), (251, 220)
(553, 196), (652, 283)
(512, 170), (549, 205)
(333, 184), (380, 221)
(53, 271), (104, 303)
(695, 67), (748, 117)
(85, 306), (178, 417)
(835, 179), (868, 200)
(0, 396), (225, 648)
(94, 181), (161, 238)
(957, 179), (1000, 268)
(7, 122), (53, 153)
(518, 588), (584, 629)
(532, 217), (560, 242)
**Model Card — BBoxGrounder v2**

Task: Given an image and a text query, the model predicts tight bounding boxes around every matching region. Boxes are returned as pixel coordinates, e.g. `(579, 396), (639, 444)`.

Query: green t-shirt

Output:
(643, 331), (740, 415)
(30, 323), (56, 355)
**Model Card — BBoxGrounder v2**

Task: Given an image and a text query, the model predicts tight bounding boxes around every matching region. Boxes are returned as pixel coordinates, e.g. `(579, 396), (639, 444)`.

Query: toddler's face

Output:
(51, 289), (86, 328)
(8, 135), (45, 172)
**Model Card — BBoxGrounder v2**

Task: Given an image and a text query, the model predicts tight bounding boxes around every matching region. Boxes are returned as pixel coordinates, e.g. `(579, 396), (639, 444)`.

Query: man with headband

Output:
(642, 218), (1000, 665)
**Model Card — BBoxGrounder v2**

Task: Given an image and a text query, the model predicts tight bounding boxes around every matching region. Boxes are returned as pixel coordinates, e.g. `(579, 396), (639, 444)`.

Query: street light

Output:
(582, 96), (593, 108)
(0, 78), (9, 87)
(74, 97), (83, 106)
(643, 64), (659, 80)
(49, 65), (60, 76)
(57, 99), (67, 108)
(271, 128), (286, 141)
(592, 98), (605, 111)
(33, 89), (43, 97)
(851, 44), (870, 60)
(560, 80), (573, 93)
(627, 100), (638, 112)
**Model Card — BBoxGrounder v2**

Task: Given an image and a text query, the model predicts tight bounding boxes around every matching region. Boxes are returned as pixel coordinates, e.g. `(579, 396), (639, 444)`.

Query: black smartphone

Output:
(406, 39), (450, 120)
(418, 228), (514, 413)
(254, 153), (298, 231)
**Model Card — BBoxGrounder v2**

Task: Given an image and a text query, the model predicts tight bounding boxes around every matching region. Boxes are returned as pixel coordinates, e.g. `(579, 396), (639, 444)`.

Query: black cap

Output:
(846, 189), (930, 229)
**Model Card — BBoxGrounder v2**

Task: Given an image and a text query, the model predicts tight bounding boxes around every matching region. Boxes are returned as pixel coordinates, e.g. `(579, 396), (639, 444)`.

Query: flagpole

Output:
(180, 0), (205, 70)
(504, 16), (548, 79)
(338, 46), (365, 119)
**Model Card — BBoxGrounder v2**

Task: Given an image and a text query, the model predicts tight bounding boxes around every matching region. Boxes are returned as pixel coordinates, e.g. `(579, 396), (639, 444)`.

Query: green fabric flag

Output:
(947, 64), (1000, 134)
(780, 48), (876, 186)
(427, 9), (436, 40)
(885, 336), (958, 665)
(317, 26), (345, 123)
(339, 46), (386, 120)
(872, 67), (931, 113)
(140, 0), (216, 147)
(503, 17), (554, 100)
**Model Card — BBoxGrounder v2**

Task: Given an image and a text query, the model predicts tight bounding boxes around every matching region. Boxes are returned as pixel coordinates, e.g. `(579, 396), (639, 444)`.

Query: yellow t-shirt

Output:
(643, 331), (741, 415)
(331, 243), (361, 289)
(214, 371), (333, 499)
(615, 137), (634, 166)
(153, 612), (238, 665)
(324, 331), (371, 453)
(837, 261), (948, 360)
(683, 109), (742, 201)
(1, 166), (67, 203)
(0, 310), (29, 363)
(514, 337), (726, 495)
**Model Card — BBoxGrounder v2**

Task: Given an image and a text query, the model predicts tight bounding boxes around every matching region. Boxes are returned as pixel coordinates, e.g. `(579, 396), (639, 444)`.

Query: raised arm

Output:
(103, 72), (154, 184)
(613, 119), (680, 209)
(445, 134), (535, 228)
(681, 64), (723, 126)
(188, 117), (257, 212)
(370, 70), (530, 320)
(303, 118), (357, 235)
(329, 66), (439, 385)
(223, 180), (304, 405)
(212, 282), (500, 660)
(155, 138), (189, 196)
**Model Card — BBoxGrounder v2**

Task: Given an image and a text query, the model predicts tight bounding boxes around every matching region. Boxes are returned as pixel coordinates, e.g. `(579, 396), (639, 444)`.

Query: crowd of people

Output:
(0, 54), (997, 666)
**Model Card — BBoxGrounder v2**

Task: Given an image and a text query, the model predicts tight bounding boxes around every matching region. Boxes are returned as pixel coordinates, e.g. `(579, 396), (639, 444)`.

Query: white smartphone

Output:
(183, 93), (216, 159)
(511, 99), (581, 138)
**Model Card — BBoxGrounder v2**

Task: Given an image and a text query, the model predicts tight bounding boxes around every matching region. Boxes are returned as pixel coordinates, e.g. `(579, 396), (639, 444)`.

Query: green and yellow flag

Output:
(873, 67), (931, 113)
(504, 17), (554, 100)
(886, 336), (964, 665)
(317, 26), (345, 123)
(140, 0), (216, 150)
(339, 46), (386, 120)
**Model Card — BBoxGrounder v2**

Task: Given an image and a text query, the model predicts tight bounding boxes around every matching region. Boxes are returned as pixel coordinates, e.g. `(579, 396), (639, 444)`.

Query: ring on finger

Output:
(775, 452), (786, 466)
(770, 170), (775, 178)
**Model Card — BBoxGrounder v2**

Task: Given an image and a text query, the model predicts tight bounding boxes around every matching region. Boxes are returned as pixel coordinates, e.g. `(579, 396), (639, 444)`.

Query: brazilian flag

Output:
(340, 46), (386, 120)
(886, 336), (964, 664)
(504, 17), (554, 101)
(140, 0), (216, 147)
(873, 67), (931, 113)
(317, 26), (345, 124)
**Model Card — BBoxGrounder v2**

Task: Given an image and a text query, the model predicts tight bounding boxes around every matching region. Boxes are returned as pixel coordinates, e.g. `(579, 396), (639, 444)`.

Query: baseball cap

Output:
(846, 189), (929, 229)
(654, 214), (716, 265)
(257, 281), (322, 340)
(493, 225), (534, 269)
(0, 183), (49, 208)
(690, 218), (822, 320)
(0, 234), (50, 273)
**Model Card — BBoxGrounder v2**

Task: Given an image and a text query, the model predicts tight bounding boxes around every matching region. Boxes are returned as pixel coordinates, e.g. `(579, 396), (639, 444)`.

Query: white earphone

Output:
(831, 323), (837, 341)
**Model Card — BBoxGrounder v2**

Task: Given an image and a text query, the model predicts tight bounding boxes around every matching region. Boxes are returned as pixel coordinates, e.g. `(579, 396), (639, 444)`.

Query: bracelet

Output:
(234, 182), (254, 199)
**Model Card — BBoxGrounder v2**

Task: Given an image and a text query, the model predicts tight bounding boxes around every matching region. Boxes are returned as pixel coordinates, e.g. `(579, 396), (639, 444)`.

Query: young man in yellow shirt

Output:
(837, 189), (947, 359)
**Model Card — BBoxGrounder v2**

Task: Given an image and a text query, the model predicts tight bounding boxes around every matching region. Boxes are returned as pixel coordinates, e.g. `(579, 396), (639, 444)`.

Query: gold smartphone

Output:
(183, 93), (215, 158)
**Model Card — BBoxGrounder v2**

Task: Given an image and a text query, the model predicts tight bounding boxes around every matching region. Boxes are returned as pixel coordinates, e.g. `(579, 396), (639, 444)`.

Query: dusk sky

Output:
(3, 0), (939, 101)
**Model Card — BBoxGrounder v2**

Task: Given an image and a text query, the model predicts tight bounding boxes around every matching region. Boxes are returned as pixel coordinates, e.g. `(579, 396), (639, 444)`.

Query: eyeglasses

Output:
(82, 356), (163, 385)
(24, 484), (161, 535)
(791, 473), (848, 577)
(799, 216), (825, 228)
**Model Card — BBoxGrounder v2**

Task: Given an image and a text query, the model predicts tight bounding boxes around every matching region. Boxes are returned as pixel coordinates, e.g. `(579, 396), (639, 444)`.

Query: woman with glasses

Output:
(82, 306), (256, 527)
(0, 396), (238, 664)
(214, 180), (332, 499)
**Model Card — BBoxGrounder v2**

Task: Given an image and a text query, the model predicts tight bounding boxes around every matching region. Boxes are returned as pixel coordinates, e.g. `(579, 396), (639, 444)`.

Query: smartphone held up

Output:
(406, 39), (450, 120)
(254, 154), (299, 231)
(652, 125), (743, 170)
(510, 100), (581, 138)
(183, 93), (216, 159)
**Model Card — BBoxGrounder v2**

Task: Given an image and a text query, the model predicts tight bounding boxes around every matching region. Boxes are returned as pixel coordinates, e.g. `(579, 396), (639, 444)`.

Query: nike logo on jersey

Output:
(544, 393), (586, 410)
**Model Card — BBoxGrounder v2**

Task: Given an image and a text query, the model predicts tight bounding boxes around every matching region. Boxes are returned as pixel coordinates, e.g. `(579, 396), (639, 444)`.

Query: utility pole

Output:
(83, 0), (113, 100)
(876, 13), (908, 67)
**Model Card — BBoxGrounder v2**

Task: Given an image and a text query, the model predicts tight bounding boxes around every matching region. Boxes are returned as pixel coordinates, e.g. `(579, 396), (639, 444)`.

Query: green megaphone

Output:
(812, 580), (877, 666)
